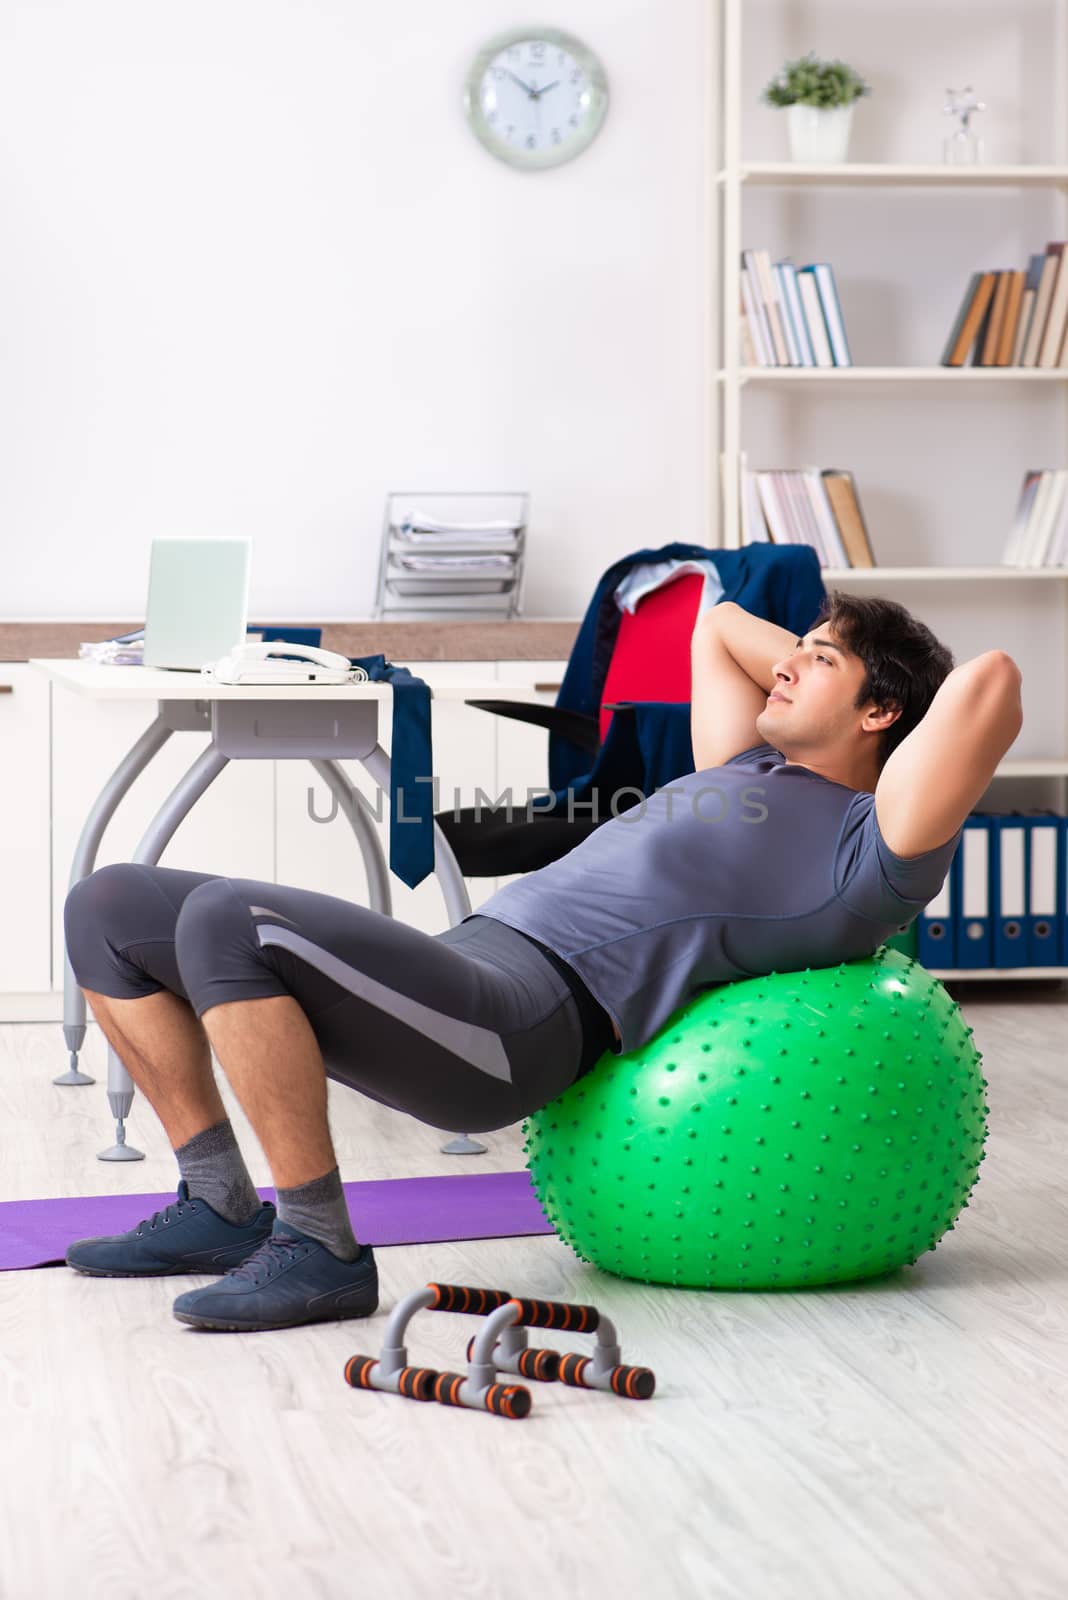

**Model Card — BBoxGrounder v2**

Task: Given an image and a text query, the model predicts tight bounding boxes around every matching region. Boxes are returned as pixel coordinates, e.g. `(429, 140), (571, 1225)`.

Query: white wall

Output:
(0, 0), (708, 620)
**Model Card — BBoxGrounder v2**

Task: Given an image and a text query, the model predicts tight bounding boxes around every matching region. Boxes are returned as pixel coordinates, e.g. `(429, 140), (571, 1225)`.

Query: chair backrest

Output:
(597, 571), (705, 742)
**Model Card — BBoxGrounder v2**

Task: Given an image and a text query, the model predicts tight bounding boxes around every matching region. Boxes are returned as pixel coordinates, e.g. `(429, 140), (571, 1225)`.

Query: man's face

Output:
(755, 625), (883, 755)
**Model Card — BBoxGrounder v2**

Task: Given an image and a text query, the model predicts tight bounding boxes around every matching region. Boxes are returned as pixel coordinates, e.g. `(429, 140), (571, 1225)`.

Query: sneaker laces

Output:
(224, 1233), (307, 1286)
(135, 1196), (196, 1237)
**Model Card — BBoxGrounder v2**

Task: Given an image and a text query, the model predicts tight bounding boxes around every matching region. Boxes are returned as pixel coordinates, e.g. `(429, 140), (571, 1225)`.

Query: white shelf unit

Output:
(726, 367), (1068, 384)
(708, 0), (1068, 979)
(719, 163), (1068, 189)
(824, 566), (1068, 583)
(929, 967), (1068, 981)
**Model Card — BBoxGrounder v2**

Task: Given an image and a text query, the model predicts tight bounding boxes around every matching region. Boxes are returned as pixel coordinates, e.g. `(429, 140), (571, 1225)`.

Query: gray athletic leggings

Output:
(64, 864), (612, 1134)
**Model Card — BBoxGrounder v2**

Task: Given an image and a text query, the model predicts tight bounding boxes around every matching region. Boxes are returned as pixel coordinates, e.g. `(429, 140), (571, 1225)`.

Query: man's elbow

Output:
(693, 599), (733, 634)
(949, 650), (1023, 742)
(952, 649), (1023, 701)
(967, 648), (1022, 684)
(691, 598), (732, 652)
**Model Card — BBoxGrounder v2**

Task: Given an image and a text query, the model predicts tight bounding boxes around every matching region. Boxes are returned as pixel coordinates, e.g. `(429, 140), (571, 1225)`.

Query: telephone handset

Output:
(202, 641), (368, 686)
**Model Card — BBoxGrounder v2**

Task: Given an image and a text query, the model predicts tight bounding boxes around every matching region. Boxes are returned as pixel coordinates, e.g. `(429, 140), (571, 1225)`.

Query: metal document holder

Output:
(374, 491), (529, 620)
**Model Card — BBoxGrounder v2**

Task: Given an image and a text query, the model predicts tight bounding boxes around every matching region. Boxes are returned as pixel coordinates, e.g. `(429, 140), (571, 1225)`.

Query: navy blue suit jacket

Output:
(546, 542), (826, 803)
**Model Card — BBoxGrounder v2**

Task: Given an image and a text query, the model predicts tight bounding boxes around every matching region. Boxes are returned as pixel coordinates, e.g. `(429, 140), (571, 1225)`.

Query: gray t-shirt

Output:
(476, 742), (963, 1054)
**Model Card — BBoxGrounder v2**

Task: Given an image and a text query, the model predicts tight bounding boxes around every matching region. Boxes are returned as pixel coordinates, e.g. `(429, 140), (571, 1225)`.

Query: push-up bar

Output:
(344, 1282), (656, 1420)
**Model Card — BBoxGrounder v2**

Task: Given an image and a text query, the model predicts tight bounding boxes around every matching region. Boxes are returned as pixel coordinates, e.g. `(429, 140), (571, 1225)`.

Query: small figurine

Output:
(943, 86), (986, 165)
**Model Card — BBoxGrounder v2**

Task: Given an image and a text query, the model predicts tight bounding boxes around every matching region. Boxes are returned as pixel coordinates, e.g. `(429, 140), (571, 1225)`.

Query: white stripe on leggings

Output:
(252, 923), (513, 1083)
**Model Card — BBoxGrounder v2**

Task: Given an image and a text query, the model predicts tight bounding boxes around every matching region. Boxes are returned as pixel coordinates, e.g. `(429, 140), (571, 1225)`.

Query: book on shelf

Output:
(943, 241), (1068, 368)
(1011, 255), (1045, 364)
(1003, 469), (1068, 566)
(1023, 250), (1060, 365)
(739, 274), (765, 364)
(779, 264), (815, 365)
(941, 271), (996, 367)
(739, 299), (758, 366)
(741, 251), (774, 362)
(800, 467), (850, 567)
(753, 250), (791, 364)
(741, 459), (875, 568)
(821, 471), (876, 567)
(797, 269), (835, 366)
(1002, 469), (1042, 564)
(773, 264), (802, 365)
(996, 270), (1025, 366)
(969, 273), (998, 366)
(752, 467), (791, 544)
(979, 270), (1012, 366)
(739, 250), (852, 368)
(739, 452), (768, 545)
(805, 264), (851, 366)
(1038, 244), (1068, 367)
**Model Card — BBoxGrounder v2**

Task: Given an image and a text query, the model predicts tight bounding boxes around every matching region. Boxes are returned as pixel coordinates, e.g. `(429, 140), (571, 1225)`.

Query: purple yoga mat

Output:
(0, 1171), (554, 1272)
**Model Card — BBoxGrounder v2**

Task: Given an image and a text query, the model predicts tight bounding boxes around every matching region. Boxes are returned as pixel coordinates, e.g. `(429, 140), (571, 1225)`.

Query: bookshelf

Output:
(708, 0), (1068, 981)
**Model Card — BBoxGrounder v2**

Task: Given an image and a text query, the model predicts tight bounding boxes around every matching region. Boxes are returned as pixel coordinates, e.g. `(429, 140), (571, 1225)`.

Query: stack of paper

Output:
(78, 629), (145, 665)
(396, 510), (523, 546)
(395, 553), (516, 574)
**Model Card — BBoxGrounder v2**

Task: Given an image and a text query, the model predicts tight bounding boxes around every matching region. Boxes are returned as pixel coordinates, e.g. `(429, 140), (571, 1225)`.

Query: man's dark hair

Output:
(811, 590), (955, 768)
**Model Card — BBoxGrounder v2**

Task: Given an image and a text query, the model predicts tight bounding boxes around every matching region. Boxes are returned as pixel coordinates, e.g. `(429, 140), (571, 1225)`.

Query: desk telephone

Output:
(202, 642), (368, 686)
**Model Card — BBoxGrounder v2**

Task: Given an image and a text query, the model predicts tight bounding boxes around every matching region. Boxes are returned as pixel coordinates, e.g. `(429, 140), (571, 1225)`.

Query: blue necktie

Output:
(350, 655), (434, 889)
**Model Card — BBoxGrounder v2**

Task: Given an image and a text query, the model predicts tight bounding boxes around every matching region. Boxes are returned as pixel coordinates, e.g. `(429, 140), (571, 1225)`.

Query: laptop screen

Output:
(142, 538), (252, 671)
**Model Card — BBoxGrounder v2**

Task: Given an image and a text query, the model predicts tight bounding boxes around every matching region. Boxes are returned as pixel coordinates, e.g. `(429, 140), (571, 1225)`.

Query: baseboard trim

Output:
(0, 993), (65, 1023)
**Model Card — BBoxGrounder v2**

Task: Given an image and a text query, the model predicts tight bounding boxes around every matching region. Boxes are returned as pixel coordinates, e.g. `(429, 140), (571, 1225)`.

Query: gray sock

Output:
(174, 1120), (261, 1226)
(276, 1166), (359, 1262)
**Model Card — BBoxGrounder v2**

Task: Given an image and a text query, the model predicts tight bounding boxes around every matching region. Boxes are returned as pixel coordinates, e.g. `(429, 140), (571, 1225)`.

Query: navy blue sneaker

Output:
(66, 1182), (277, 1278)
(171, 1221), (379, 1331)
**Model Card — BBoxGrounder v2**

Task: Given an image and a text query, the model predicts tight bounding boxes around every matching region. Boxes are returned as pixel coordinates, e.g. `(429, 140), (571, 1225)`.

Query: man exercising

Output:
(63, 591), (1022, 1331)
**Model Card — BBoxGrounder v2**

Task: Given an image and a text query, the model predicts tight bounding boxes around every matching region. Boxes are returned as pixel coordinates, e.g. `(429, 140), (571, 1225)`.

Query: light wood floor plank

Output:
(1, 986), (1066, 1600)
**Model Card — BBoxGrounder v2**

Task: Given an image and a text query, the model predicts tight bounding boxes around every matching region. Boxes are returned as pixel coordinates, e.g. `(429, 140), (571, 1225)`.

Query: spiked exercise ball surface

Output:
(524, 949), (988, 1290)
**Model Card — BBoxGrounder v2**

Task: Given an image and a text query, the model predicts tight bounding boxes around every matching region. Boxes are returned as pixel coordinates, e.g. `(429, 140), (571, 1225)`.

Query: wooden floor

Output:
(1, 985), (1066, 1600)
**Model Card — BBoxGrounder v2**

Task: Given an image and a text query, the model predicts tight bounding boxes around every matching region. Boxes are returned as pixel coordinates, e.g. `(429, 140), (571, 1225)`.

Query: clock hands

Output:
(503, 69), (562, 100)
(504, 69), (538, 97)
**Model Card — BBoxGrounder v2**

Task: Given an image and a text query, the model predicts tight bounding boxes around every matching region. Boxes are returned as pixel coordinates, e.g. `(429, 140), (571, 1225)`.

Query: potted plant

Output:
(762, 52), (871, 163)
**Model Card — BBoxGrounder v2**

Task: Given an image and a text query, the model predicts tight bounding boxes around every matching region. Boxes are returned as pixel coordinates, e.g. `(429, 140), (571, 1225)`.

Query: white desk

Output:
(31, 660), (543, 1160)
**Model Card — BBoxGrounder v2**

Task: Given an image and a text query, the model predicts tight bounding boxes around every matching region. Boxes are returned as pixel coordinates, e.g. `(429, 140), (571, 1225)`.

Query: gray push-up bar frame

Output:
(345, 1282), (657, 1420)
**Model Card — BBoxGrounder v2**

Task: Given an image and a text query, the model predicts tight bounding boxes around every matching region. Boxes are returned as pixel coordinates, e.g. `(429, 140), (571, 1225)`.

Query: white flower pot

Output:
(786, 103), (855, 163)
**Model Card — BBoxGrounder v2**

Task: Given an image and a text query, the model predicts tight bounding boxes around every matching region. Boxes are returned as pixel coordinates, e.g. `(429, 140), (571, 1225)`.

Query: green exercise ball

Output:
(524, 948), (988, 1290)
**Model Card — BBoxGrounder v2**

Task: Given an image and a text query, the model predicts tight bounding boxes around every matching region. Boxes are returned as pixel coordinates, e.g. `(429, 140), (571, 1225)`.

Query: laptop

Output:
(142, 538), (252, 671)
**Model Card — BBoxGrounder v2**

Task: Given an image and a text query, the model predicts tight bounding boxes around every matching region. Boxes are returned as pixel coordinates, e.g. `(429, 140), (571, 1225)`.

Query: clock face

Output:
(464, 27), (609, 170)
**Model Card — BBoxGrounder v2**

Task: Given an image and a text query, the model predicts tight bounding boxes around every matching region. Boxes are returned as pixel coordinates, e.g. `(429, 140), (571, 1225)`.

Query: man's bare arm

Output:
(690, 601), (799, 769)
(875, 651), (1023, 859)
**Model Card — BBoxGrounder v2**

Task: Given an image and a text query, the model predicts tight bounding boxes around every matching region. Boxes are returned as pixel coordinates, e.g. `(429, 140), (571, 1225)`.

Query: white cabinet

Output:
(0, 667), (51, 992)
(50, 686), (275, 986)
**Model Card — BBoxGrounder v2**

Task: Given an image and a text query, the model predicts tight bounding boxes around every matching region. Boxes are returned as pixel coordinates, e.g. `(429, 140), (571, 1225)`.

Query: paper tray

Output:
(386, 576), (517, 597)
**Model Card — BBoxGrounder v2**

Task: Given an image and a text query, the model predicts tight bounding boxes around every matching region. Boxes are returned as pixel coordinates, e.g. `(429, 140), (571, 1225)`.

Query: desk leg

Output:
(58, 714), (175, 1087)
(310, 760), (392, 917)
(99, 746), (230, 1163)
(358, 745), (486, 1155)
(358, 743), (473, 927)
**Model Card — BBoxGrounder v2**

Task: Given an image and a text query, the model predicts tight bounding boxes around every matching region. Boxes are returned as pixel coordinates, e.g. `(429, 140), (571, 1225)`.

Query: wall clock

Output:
(464, 26), (609, 170)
